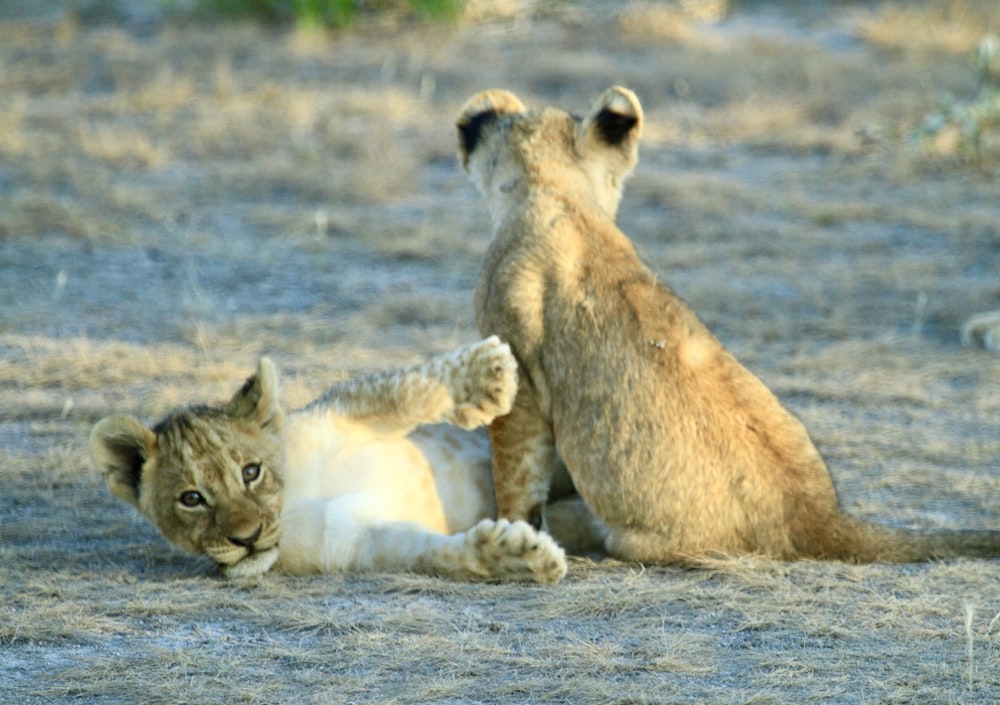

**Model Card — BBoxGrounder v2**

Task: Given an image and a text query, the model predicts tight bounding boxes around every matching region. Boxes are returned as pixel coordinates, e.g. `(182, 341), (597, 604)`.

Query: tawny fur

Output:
(457, 86), (1000, 564)
(90, 337), (570, 583)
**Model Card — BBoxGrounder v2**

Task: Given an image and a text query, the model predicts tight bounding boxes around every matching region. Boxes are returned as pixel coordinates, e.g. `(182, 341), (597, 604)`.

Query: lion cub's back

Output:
(539, 246), (814, 528)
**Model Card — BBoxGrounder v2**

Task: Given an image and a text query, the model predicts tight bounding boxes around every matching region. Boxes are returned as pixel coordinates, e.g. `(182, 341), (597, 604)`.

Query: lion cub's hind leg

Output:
(337, 513), (567, 584)
(431, 335), (520, 429)
(311, 335), (518, 434)
(543, 495), (608, 555)
(417, 518), (567, 584)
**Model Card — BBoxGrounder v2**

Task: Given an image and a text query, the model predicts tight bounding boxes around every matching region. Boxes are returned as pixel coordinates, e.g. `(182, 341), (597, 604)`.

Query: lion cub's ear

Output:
(225, 357), (284, 431)
(456, 89), (527, 168)
(578, 86), (643, 174)
(90, 416), (157, 508)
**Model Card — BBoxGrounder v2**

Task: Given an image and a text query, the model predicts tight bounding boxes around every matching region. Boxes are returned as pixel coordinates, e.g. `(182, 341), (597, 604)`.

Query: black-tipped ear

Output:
(457, 110), (500, 166)
(577, 86), (642, 184)
(90, 416), (157, 508)
(225, 357), (283, 429)
(593, 107), (640, 147)
(456, 89), (527, 168)
(581, 86), (642, 145)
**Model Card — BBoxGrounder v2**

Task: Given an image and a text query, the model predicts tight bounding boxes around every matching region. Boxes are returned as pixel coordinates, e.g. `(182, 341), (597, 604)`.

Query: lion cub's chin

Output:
(219, 547), (280, 579)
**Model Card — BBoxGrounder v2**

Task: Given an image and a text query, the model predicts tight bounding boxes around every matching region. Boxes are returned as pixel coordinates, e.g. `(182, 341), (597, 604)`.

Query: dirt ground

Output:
(2, 1), (999, 703)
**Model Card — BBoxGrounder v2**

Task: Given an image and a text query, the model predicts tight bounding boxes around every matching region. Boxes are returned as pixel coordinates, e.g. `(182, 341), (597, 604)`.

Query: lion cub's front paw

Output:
(447, 336), (518, 429)
(466, 518), (567, 585)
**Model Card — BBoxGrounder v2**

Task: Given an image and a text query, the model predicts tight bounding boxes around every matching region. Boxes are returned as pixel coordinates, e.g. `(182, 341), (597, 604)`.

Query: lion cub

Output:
(457, 86), (1000, 564)
(90, 337), (567, 583)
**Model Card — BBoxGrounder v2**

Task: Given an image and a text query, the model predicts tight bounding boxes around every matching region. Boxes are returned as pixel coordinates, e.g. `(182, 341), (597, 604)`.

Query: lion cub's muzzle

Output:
(228, 524), (263, 551)
(205, 517), (282, 576)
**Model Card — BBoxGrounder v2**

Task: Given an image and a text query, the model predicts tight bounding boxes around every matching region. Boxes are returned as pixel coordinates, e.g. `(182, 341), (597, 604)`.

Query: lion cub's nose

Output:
(228, 524), (262, 549)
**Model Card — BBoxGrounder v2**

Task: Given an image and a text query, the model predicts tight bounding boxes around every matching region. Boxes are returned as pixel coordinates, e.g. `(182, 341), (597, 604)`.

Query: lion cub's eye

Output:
(241, 463), (262, 485)
(179, 490), (205, 508)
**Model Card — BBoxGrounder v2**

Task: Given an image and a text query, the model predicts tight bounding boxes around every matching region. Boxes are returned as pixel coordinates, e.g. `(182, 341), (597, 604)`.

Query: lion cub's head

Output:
(456, 86), (643, 220)
(90, 358), (285, 578)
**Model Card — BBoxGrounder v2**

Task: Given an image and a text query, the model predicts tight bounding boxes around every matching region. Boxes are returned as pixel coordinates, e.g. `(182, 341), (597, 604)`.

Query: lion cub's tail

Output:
(820, 514), (1000, 563)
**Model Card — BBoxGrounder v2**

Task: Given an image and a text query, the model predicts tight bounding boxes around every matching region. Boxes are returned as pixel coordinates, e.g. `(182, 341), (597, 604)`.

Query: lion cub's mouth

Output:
(218, 544), (280, 579)
(206, 523), (282, 578)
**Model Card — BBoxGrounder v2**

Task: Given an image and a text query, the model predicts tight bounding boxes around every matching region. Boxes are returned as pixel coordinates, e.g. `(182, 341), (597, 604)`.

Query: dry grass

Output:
(854, 0), (1000, 55)
(2, 1), (999, 703)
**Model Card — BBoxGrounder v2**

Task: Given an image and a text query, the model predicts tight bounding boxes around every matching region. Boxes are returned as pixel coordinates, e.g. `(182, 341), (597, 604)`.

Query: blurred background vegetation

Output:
(176, 0), (468, 27)
(0, 0), (469, 26)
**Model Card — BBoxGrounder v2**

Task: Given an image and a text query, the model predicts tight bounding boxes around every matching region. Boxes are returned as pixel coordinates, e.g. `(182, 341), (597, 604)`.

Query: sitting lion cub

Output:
(90, 337), (567, 583)
(457, 86), (1000, 564)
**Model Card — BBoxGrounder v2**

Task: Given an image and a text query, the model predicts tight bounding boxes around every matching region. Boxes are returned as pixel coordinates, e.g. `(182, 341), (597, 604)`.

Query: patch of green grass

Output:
(181, 0), (466, 28)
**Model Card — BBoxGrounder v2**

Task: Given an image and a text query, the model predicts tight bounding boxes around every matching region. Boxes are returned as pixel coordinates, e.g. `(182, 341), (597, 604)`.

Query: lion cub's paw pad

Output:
(466, 518), (567, 585)
(449, 336), (519, 429)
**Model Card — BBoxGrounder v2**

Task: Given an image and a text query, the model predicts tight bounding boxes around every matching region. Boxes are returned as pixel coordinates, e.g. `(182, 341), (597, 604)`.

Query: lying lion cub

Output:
(457, 86), (1000, 564)
(90, 337), (567, 583)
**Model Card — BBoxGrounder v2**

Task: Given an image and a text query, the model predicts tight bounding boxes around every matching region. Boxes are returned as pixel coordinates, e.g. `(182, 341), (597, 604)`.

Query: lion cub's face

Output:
(90, 358), (286, 577)
(456, 86), (643, 221)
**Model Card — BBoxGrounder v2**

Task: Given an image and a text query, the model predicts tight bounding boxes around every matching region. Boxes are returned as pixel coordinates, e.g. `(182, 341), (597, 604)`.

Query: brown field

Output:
(2, 1), (1000, 703)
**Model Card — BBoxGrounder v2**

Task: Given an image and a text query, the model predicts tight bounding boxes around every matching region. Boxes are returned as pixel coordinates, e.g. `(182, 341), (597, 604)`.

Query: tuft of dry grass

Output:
(619, 0), (730, 43)
(854, 0), (1000, 55)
